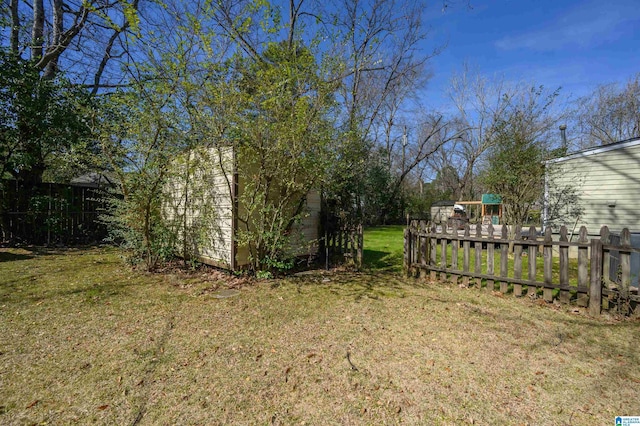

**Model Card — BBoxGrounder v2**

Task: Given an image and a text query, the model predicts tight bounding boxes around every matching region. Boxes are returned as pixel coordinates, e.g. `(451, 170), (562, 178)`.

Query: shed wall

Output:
(168, 147), (321, 270)
(165, 147), (235, 268)
(235, 188), (321, 267)
(430, 205), (454, 224)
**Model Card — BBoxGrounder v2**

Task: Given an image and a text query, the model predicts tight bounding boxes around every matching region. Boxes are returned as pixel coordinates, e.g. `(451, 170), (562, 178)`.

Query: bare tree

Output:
(6, 0), (141, 88)
(482, 85), (564, 241)
(315, 0), (455, 223)
(575, 73), (640, 147)
(441, 65), (513, 200)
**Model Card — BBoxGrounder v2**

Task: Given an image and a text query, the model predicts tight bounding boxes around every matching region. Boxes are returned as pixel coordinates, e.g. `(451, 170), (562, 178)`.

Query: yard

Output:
(0, 231), (638, 425)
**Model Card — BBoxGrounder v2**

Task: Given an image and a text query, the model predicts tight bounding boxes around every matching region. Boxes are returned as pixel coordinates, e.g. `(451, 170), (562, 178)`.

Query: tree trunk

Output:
(10, 0), (19, 54)
(43, 0), (64, 79)
(31, 0), (44, 61)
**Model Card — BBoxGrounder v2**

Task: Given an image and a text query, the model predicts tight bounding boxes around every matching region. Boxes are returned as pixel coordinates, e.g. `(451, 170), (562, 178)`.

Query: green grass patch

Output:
(0, 247), (637, 425)
(364, 225), (583, 299)
(432, 240), (581, 286)
(362, 225), (404, 272)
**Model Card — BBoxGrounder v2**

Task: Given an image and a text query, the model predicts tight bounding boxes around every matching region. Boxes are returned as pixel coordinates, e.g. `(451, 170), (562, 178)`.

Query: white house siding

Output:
(165, 147), (235, 268)
(545, 138), (640, 234)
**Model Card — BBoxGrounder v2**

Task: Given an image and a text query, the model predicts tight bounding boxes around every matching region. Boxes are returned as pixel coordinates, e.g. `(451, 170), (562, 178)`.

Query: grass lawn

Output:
(0, 245), (638, 425)
(362, 225), (405, 272)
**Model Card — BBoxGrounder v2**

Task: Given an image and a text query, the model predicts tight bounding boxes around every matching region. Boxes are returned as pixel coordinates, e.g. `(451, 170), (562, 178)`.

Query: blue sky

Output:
(421, 0), (640, 109)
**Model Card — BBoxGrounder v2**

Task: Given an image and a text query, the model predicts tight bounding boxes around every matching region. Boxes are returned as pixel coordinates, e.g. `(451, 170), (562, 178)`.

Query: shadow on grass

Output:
(289, 270), (432, 302)
(362, 249), (403, 272)
(0, 246), (95, 263)
(328, 272), (408, 300)
(0, 276), (144, 306)
(0, 251), (35, 262)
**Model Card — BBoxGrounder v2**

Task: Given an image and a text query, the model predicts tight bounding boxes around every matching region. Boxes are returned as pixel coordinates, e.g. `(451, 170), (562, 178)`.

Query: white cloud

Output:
(495, 1), (640, 52)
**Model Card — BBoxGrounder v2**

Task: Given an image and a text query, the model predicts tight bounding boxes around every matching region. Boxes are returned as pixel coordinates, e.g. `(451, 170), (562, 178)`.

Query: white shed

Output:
(544, 137), (640, 234)
(430, 200), (456, 224)
(165, 146), (320, 270)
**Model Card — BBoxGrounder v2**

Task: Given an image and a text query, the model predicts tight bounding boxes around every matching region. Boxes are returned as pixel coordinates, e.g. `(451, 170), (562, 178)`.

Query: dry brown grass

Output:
(0, 247), (638, 425)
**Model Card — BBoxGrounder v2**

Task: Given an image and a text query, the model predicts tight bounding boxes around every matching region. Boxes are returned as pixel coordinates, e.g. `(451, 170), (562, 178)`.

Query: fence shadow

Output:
(363, 248), (402, 271)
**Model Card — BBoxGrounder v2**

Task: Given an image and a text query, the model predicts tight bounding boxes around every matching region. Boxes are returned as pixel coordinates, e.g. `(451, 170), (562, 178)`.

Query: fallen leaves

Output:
(306, 352), (323, 363)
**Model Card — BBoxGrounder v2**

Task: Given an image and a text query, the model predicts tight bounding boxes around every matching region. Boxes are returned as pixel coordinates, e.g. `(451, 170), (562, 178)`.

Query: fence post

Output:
(325, 230), (330, 270)
(527, 225), (538, 298)
(404, 226), (411, 277)
(356, 224), (363, 270)
(543, 227), (553, 302)
(486, 224), (495, 292)
(559, 226), (570, 304)
(430, 223), (437, 281)
(600, 226), (611, 310)
(589, 237), (603, 316)
(411, 221), (419, 269)
(577, 226), (589, 307)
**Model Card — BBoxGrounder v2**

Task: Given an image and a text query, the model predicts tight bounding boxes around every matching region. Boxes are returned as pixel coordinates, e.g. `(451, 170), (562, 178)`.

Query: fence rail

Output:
(404, 220), (639, 316)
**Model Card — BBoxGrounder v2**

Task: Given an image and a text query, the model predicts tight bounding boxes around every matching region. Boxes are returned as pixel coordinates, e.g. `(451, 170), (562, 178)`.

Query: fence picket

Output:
(462, 224), (470, 287)
(543, 227), (553, 302)
(514, 226), (523, 297)
(474, 225), (482, 288)
(486, 224), (495, 292)
(600, 226), (611, 310)
(527, 225), (538, 298)
(403, 221), (638, 316)
(589, 237), (603, 316)
(577, 226), (589, 307)
(559, 226), (570, 303)
(500, 226), (508, 293)
(620, 228), (631, 302)
(420, 221), (427, 279)
(448, 224), (458, 285)
(430, 223), (437, 281)
(440, 225), (448, 282)
(413, 220), (420, 276)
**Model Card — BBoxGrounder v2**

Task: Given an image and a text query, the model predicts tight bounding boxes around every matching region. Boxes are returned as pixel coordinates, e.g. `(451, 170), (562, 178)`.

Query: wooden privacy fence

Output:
(1, 180), (111, 245)
(404, 220), (640, 316)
